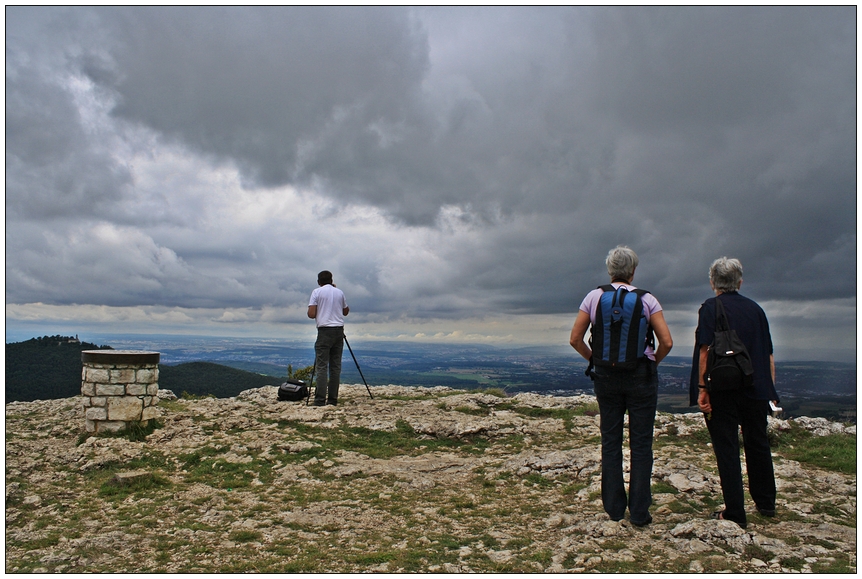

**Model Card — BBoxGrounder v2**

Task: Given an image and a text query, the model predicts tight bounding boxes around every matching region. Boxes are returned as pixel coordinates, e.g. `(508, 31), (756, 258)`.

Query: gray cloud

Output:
(4, 6), (856, 358)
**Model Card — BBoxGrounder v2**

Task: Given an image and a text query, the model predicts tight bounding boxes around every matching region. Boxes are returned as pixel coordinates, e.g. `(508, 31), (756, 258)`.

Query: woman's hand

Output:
(698, 388), (712, 414)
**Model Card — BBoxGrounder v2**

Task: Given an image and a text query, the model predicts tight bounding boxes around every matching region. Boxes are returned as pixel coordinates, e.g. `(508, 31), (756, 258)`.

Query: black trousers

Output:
(705, 390), (776, 527)
(593, 360), (658, 526)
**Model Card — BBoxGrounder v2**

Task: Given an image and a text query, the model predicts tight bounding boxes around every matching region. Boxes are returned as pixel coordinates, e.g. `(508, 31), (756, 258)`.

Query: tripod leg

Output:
(306, 356), (315, 406)
(344, 336), (373, 400)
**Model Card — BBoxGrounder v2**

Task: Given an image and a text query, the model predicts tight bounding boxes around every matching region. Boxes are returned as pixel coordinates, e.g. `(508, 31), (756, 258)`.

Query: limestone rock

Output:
(4, 385), (856, 574)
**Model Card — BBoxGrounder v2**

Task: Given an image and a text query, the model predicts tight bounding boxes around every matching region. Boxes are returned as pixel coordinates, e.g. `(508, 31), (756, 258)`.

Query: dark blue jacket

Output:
(689, 291), (777, 405)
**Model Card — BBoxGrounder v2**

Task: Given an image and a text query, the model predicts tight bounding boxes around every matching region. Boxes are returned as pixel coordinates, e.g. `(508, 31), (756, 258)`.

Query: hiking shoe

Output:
(631, 515), (652, 528)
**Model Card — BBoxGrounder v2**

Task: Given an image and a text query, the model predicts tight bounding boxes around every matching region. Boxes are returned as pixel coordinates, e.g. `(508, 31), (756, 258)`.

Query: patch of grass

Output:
(513, 406), (585, 432)
(349, 550), (398, 565)
(664, 499), (698, 514)
(812, 556), (856, 574)
(377, 392), (446, 401)
(470, 387), (509, 398)
(126, 419), (163, 442)
(229, 530), (263, 542)
(771, 428), (855, 474)
(597, 560), (641, 573)
(273, 418), (497, 460)
(699, 553), (738, 573)
(6, 532), (64, 551)
(98, 472), (172, 500)
(781, 556), (806, 571)
(180, 448), (272, 489)
(158, 399), (187, 412)
(525, 472), (554, 488)
(561, 481), (588, 496)
(76, 419), (163, 445)
(651, 481), (678, 494)
(181, 391), (216, 400)
(745, 544), (773, 562)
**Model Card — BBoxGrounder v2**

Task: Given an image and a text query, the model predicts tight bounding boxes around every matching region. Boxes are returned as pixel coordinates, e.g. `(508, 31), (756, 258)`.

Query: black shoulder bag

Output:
(705, 298), (755, 393)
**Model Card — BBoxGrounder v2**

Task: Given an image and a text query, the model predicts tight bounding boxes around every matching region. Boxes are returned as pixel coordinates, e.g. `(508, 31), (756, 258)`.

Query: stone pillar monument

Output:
(81, 350), (161, 433)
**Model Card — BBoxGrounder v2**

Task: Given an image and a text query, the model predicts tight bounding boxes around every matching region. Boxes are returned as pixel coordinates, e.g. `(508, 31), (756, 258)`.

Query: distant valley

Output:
(6, 334), (856, 422)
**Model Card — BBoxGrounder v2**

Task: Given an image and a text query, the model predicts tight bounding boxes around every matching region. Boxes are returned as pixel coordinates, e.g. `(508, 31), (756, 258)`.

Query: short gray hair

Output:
(709, 257), (743, 292)
(606, 246), (639, 281)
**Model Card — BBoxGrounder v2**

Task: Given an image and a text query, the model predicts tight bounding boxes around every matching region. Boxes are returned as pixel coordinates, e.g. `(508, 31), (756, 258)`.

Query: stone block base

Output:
(81, 350), (160, 434)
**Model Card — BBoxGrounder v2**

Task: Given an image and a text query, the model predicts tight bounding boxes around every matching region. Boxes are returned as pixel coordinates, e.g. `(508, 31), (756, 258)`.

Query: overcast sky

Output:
(6, 6), (857, 361)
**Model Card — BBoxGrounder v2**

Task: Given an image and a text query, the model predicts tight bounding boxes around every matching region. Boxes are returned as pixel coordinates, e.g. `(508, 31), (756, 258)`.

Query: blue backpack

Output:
(587, 284), (654, 374)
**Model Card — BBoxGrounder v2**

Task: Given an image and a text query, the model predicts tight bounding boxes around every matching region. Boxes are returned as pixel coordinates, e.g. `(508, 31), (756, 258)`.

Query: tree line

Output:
(5, 336), (298, 402)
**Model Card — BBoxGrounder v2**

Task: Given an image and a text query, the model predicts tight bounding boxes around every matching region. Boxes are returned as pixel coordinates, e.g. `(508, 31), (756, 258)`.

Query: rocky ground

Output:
(5, 384), (857, 573)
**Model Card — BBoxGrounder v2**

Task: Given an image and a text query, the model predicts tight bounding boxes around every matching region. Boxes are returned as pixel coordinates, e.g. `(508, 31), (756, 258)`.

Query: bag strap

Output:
(714, 296), (731, 332)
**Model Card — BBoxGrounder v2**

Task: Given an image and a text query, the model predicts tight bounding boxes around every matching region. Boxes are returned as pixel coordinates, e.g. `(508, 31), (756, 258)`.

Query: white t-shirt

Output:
(309, 284), (348, 328)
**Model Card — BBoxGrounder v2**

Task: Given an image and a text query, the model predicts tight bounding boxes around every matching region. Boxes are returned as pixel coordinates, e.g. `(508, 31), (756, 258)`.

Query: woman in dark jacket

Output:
(690, 257), (778, 529)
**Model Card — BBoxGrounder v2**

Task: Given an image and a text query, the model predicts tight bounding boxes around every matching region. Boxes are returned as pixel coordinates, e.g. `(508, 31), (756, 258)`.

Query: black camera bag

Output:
(278, 379), (309, 401)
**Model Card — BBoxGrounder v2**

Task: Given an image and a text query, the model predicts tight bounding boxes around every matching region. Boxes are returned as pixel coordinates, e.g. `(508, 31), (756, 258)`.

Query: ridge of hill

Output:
(157, 362), (276, 398)
(5, 385), (856, 573)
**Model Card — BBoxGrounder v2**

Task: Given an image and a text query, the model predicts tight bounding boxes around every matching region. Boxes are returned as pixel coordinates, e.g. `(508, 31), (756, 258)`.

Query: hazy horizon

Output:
(4, 328), (856, 365)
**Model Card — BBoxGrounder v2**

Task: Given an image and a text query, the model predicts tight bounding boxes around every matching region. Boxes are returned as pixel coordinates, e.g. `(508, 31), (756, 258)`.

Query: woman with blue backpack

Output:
(569, 245), (674, 528)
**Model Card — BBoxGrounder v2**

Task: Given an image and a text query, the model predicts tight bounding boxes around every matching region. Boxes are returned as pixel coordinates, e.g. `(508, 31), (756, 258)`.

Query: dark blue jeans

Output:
(314, 327), (344, 405)
(593, 360), (658, 525)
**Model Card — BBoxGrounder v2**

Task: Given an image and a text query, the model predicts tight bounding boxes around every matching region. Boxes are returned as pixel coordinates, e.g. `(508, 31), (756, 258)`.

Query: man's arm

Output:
(307, 305), (317, 319)
(343, 306), (349, 316)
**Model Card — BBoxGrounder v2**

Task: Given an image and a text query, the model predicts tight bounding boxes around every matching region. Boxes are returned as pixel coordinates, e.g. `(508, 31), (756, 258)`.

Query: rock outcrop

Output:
(5, 385), (856, 573)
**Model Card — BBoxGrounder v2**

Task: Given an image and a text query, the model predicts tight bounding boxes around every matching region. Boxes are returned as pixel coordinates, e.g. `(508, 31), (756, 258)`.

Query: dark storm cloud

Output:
(5, 6), (856, 352)
(95, 7), (854, 295)
(101, 6), (429, 188)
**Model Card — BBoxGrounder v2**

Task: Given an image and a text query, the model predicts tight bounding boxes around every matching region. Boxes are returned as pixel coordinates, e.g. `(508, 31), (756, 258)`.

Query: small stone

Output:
(23, 495), (42, 507)
(486, 550), (513, 564)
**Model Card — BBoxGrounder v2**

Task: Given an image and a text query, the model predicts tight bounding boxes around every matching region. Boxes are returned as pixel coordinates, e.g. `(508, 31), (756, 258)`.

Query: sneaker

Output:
(756, 507), (776, 517)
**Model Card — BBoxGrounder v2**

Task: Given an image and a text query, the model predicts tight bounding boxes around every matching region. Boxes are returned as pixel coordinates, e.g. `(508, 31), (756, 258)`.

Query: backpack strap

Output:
(585, 285), (617, 376)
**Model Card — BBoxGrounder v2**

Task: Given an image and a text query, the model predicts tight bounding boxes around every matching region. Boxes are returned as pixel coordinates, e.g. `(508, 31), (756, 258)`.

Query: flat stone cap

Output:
(81, 350), (160, 365)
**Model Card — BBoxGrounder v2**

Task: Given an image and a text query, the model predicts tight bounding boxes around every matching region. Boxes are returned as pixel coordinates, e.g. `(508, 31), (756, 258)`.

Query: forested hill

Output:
(157, 362), (274, 398)
(5, 336), (280, 402)
(5, 336), (113, 402)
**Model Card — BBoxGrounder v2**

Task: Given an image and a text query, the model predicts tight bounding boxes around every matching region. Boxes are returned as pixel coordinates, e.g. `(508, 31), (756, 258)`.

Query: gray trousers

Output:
(314, 326), (344, 405)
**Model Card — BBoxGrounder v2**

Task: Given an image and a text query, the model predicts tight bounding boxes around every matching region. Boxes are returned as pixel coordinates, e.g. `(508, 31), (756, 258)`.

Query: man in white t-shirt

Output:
(307, 270), (349, 406)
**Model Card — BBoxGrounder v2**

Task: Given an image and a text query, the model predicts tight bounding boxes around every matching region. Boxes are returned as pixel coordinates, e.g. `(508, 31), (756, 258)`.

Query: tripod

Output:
(306, 334), (373, 404)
